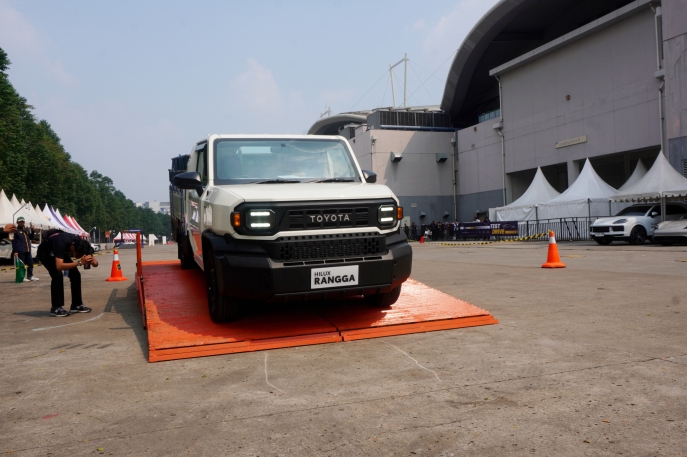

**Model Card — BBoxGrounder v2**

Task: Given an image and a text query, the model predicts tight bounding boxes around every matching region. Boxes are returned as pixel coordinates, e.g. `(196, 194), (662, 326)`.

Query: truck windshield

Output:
(213, 139), (361, 184)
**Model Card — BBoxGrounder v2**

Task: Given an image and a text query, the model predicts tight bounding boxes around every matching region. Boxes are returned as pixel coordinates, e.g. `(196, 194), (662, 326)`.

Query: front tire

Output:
(364, 284), (403, 308)
(594, 238), (612, 246)
(628, 225), (647, 245)
(205, 247), (240, 323)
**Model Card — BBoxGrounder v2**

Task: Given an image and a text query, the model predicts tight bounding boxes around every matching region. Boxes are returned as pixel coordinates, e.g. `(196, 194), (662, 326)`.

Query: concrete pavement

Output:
(0, 242), (685, 456)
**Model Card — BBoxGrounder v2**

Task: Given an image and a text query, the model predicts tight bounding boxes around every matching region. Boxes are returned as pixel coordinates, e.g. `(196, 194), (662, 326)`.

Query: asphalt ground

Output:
(1, 241), (686, 456)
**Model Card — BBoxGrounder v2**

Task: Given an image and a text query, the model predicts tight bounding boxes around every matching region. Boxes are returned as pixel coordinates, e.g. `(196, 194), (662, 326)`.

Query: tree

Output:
(0, 47), (172, 239)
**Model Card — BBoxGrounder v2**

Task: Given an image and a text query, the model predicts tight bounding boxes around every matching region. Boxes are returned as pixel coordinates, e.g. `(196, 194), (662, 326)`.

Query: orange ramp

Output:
(140, 261), (498, 362)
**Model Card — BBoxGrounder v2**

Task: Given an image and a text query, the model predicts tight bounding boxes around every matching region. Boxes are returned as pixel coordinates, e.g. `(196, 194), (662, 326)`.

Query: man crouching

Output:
(38, 231), (99, 317)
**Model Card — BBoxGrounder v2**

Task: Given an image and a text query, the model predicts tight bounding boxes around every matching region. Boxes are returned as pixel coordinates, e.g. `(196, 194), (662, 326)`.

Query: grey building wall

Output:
(664, 0), (687, 175)
(346, 127), (456, 224)
(457, 189), (503, 222)
(397, 195), (454, 225)
(499, 8), (661, 187)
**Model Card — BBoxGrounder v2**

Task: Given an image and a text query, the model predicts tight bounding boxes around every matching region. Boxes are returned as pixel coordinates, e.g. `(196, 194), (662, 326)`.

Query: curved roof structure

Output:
(307, 113), (369, 136)
(441, 0), (635, 127)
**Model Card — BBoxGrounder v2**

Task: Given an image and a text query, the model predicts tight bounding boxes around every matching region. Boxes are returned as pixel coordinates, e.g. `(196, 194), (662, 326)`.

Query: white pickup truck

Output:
(169, 135), (412, 322)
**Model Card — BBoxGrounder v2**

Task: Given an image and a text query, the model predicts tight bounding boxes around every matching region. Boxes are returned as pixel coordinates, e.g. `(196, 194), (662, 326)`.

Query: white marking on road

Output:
(32, 313), (105, 332)
(264, 353), (285, 394)
(383, 342), (442, 382)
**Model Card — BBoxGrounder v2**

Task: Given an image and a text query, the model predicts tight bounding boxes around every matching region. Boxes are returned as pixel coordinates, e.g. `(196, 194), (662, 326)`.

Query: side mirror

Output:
(173, 171), (204, 195)
(650, 211), (659, 218)
(362, 170), (377, 183)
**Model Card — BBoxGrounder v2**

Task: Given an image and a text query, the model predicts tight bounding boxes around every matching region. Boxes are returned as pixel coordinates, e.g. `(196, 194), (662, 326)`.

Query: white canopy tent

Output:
(618, 159), (648, 192)
(34, 204), (60, 229)
(663, 180), (687, 199)
(537, 159), (621, 219)
(611, 152), (687, 202)
(495, 168), (561, 221)
(0, 190), (19, 225)
(11, 194), (47, 228)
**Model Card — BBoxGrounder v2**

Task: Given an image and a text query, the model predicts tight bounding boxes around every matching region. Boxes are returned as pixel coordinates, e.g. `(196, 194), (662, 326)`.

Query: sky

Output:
(0, 0), (499, 203)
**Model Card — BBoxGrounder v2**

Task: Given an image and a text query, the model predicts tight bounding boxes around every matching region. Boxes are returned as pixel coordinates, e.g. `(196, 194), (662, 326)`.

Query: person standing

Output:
(38, 231), (98, 317)
(12, 217), (37, 282)
(403, 223), (409, 239)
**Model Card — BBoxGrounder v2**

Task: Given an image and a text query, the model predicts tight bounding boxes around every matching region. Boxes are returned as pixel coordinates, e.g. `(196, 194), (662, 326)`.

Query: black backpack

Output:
(37, 229), (64, 264)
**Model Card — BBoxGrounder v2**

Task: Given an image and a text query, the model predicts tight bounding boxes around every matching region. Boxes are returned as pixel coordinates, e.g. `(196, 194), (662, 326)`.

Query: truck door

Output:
(188, 143), (208, 265)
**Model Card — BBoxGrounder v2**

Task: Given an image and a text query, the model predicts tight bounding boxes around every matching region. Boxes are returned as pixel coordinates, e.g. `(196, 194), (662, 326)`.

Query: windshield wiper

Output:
(308, 178), (355, 183)
(254, 179), (301, 184)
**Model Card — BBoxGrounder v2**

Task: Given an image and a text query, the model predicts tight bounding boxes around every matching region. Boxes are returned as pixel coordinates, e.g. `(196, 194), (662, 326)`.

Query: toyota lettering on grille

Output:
(309, 214), (351, 223)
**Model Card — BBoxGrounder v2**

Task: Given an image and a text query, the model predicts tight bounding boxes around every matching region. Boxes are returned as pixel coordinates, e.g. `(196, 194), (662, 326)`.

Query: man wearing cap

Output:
(12, 217), (38, 282)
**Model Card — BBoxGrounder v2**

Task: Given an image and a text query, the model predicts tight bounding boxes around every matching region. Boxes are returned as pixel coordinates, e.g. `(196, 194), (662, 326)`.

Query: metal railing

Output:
(518, 217), (600, 241)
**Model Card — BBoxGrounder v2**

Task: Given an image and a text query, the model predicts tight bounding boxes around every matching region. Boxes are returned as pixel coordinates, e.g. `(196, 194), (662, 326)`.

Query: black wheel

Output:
(179, 234), (197, 270)
(364, 284), (403, 308)
(205, 247), (240, 323)
(628, 225), (647, 245)
(594, 238), (612, 245)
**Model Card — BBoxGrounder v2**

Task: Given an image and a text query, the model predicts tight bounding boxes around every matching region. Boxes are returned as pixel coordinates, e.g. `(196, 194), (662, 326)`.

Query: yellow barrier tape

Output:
(406, 232), (548, 246)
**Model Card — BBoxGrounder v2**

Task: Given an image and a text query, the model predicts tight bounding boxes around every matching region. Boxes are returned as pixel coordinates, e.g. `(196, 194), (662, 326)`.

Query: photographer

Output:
(38, 231), (99, 317)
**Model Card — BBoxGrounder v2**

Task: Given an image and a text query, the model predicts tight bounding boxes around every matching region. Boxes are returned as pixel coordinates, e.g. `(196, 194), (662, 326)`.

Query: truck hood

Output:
(220, 182), (397, 203)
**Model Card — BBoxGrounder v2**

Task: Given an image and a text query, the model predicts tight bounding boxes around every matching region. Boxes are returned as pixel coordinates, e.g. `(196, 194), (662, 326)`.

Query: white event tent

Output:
(664, 180), (687, 199)
(495, 168), (560, 221)
(537, 159), (620, 219)
(617, 159), (648, 192)
(611, 152), (687, 202)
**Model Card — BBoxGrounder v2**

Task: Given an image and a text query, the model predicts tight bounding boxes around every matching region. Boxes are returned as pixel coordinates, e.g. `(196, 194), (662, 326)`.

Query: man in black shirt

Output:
(39, 231), (99, 317)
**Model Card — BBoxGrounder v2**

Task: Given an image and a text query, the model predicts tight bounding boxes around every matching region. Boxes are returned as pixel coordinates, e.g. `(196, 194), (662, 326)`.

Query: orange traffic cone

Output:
(542, 231), (566, 268)
(106, 249), (129, 281)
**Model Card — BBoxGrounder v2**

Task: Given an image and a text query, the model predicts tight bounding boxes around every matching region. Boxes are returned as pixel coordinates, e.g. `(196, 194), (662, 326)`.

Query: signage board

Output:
(556, 135), (587, 149)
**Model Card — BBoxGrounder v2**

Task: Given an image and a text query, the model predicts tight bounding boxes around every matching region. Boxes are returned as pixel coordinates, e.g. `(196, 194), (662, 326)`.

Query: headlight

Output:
(246, 209), (275, 230)
(378, 205), (397, 226)
(613, 219), (628, 224)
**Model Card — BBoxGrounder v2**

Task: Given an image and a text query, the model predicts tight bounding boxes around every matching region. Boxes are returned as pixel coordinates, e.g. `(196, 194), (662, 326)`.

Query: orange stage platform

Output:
(139, 261), (498, 362)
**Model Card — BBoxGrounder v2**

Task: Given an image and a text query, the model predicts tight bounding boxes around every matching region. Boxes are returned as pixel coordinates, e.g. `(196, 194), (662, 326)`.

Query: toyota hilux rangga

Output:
(169, 135), (412, 322)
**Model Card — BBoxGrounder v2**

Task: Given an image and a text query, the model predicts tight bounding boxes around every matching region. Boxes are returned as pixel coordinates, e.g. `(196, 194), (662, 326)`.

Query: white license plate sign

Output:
(311, 265), (359, 289)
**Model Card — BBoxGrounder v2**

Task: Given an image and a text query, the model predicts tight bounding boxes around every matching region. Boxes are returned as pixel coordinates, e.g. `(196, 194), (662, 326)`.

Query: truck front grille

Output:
(265, 233), (385, 261)
(287, 208), (369, 230)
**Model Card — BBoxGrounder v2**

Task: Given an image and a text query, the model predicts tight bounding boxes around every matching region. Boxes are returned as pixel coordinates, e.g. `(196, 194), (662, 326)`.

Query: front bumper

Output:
(653, 232), (687, 244)
(213, 234), (412, 303)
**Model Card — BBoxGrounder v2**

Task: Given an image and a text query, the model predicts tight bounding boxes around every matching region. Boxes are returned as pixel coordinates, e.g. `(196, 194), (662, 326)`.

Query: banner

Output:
(458, 222), (491, 238)
(458, 221), (519, 239)
(489, 221), (519, 237)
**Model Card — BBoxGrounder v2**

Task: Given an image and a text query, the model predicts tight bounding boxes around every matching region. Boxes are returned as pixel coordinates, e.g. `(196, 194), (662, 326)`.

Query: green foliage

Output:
(0, 47), (170, 241)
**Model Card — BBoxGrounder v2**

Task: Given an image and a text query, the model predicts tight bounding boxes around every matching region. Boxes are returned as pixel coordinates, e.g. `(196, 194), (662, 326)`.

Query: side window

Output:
(197, 148), (208, 187)
(651, 206), (661, 216)
(667, 205), (685, 216)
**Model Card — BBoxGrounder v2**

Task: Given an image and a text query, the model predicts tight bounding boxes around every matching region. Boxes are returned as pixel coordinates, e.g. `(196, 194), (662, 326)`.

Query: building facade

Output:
(309, 0), (687, 224)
